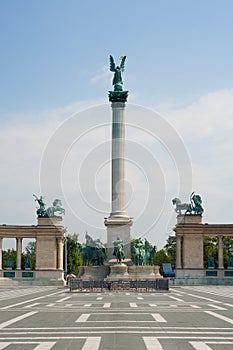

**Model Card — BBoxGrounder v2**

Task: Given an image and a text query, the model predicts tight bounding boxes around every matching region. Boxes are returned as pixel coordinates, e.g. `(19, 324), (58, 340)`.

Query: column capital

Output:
(109, 91), (128, 103)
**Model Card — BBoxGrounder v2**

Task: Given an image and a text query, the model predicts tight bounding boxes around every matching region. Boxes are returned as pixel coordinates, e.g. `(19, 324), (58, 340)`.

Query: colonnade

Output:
(0, 236), (64, 271)
(174, 215), (233, 278)
(176, 234), (226, 270)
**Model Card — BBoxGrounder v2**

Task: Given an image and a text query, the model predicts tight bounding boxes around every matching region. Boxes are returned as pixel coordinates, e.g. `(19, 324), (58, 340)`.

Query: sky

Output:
(0, 0), (233, 250)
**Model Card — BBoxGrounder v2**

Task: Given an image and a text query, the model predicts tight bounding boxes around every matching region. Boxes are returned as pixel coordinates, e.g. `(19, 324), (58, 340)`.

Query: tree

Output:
(64, 233), (82, 275)
(23, 241), (36, 270)
(2, 249), (16, 269)
(153, 249), (169, 274)
(203, 237), (218, 268)
(223, 237), (233, 268)
(164, 235), (176, 266)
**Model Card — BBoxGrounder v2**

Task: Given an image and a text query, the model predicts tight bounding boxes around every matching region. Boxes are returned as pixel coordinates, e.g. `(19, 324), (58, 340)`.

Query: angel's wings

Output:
(109, 55), (116, 72)
(110, 55), (127, 72)
(120, 56), (126, 72)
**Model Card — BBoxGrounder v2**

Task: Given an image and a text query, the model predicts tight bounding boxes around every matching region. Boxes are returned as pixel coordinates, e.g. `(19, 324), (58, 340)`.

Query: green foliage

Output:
(2, 249), (16, 269)
(164, 235), (176, 266)
(203, 237), (218, 268)
(153, 249), (169, 274)
(64, 233), (82, 275)
(223, 237), (233, 268)
(23, 241), (36, 270)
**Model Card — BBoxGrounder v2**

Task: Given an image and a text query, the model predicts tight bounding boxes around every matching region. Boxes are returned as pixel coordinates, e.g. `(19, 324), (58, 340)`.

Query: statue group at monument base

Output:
(78, 264), (162, 281)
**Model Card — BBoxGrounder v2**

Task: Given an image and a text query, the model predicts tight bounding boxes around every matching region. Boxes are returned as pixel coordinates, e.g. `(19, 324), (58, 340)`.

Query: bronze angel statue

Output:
(109, 55), (126, 91)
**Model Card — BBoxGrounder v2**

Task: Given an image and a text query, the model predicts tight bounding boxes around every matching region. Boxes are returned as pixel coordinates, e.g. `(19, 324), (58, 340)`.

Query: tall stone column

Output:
(218, 235), (224, 269)
(105, 68), (133, 262)
(16, 237), (22, 270)
(0, 237), (2, 270)
(57, 238), (63, 270)
(176, 235), (182, 269)
(111, 102), (127, 217)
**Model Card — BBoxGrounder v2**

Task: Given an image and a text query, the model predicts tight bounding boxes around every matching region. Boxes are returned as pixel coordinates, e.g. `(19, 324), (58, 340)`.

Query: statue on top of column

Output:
(110, 55), (126, 92)
(109, 55), (128, 102)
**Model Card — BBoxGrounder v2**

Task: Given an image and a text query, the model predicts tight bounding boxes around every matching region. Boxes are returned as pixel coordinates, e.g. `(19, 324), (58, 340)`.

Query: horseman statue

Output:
(46, 199), (65, 217)
(172, 192), (204, 215)
(79, 233), (106, 266)
(113, 237), (125, 264)
(33, 195), (65, 217)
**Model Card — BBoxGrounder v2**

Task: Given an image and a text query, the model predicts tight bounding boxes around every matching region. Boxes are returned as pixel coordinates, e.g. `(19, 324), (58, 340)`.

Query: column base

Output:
(105, 216), (133, 262)
(109, 211), (129, 219)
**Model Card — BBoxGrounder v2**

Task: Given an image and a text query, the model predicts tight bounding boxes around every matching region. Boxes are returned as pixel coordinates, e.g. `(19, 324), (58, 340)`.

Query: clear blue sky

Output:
(0, 0), (233, 114)
(1, 1), (233, 249)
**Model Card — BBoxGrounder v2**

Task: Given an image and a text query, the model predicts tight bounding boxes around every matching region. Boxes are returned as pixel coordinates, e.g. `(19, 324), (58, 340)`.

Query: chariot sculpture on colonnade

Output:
(172, 192), (204, 215)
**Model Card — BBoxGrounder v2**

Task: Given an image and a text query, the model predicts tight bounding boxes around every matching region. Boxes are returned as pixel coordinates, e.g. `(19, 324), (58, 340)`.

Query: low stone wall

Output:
(70, 278), (169, 292)
(0, 269), (65, 286)
(172, 277), (233, 286)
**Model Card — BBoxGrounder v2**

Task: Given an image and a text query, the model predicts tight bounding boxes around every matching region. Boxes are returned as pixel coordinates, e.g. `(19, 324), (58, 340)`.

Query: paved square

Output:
(0, 285), (233, 349)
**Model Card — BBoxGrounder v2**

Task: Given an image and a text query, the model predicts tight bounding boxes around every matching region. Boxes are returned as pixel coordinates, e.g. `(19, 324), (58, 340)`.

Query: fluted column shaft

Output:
(176, 235), (182, 268)
(218, 235), (224, 269)
(57, 238), (63, 270)
(16, 237), (22, 270)
(110, 102), (127, 218)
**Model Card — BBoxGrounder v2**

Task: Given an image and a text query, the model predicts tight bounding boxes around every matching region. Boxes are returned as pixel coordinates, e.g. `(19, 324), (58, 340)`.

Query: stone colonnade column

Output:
(16, 237), (22, 270)
(218, 235), (224, 269)
(0, 237), (2, 270)
(176, 235), (182, 268)
(57, 237), (63, 270)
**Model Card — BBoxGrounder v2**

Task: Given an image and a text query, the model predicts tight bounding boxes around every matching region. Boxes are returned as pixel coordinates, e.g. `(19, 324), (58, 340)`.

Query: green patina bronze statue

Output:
(79, 233), (106, 266)
(172, 192), (204, 215)
(33, 194), (47, 217)
(109, 55), (128, 102)
(113, 237), (125, 264)
(34, 195), (65, 217)
(131, 238), (156, 266)
(110, 55), (126, 92)
(46, 199), (65, 217)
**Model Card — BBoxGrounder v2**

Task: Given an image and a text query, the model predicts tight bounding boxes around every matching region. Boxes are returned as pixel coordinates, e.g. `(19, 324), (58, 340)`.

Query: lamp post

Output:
(64, 228), (68, 280)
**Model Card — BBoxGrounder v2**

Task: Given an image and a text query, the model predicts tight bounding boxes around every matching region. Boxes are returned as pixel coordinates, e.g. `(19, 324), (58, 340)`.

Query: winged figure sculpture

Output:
(109, 55), (126, 91)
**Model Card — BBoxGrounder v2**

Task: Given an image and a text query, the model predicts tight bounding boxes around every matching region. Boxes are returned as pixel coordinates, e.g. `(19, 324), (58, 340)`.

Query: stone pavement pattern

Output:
(0, 285), (233, 349)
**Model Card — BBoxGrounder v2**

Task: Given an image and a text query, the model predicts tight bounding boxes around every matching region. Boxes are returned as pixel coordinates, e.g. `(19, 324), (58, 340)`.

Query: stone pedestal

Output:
(154, 266), (163, 278)
(105, 216), (133, 261)
(79, 266), (110, 280)
(107, 264), (129, 280)
(177, 214), (202, 225)
(37, 216), (63, 226)
(128, 266), (162, 280)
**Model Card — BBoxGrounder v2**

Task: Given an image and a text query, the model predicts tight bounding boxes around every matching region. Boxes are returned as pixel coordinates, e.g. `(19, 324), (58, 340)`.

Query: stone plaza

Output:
(0, 285), (233, 349)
